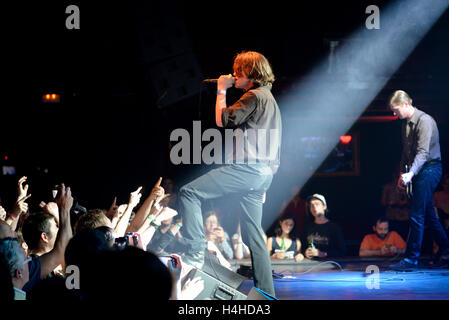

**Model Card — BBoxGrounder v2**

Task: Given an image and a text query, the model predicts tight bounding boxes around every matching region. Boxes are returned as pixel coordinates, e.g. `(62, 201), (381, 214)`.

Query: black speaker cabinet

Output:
(185, 267), (247, 300)
(183, 251), (247, 300)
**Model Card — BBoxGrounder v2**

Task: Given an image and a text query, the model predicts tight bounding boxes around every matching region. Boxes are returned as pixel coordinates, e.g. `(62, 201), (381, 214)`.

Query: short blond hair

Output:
(74, 209), (110, 234)
(390, 90), (412, 106)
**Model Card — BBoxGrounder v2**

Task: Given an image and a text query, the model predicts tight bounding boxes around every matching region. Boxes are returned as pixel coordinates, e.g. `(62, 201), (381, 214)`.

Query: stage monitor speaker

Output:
(201, 251), (246, 289)
(185, 267), (247, 300)
(246, 287), (279, 300)
(182, 251), (247, 300)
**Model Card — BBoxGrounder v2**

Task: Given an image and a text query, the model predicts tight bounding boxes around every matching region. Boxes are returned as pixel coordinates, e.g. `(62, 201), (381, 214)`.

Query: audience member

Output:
(88, 246), (174, 302)
(74, 209), (112, 234)
(0, 176), (199, 301)
(0, 237), (28, 300)
(0, 205), (7, 221)
(267, 214), (304, 262)
(203, 210), (234, 260)
(21, 212), (64, 277)
(0, 182), (74, 299)
(0, 220), (16, 239)
(146, 216), (183, 255)
(22, 212), (59, 257)
(63, 227), (111, 300)
(278, 185), (307, 236)
(95, 225), (115, 248)
(301, 194), (346, 259)
(359, 216), (406, 257)
(0, 255), (14, 301)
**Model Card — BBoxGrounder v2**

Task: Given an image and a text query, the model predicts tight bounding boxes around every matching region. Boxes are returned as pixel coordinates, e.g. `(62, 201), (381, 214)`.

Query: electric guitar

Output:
(405, 165), (413, 199)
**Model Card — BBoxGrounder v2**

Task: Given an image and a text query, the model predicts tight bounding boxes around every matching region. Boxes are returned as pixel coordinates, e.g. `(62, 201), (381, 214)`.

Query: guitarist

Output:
(389, 90), (449, 270)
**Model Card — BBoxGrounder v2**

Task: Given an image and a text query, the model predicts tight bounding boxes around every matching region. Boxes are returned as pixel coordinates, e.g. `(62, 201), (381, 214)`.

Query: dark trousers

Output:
(178, 163), (275, 296)
(406, 162), (449, 261)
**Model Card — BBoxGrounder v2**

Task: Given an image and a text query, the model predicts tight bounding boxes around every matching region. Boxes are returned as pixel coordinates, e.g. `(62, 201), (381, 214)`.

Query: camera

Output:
(52, 184), (87, 217)
(114, 232), (139, 250)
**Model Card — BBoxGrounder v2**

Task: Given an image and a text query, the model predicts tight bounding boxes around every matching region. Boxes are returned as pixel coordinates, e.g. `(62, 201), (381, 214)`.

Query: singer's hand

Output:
(217, 74), (234, 91)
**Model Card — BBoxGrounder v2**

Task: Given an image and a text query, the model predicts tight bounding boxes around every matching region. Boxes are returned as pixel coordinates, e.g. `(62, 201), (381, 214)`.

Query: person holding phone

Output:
(203, 210), (234, 260)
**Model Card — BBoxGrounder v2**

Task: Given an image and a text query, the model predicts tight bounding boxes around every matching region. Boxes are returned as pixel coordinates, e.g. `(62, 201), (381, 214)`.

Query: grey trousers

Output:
(178, 163), (275, 296)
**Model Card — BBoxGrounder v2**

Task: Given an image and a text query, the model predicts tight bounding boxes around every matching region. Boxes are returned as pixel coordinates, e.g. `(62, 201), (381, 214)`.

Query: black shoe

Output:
(182, 251), (205, 269)
(390, 258), (419, 271)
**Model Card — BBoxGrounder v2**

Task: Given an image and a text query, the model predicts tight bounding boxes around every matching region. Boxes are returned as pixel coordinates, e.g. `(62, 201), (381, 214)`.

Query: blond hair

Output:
(390, 90), (413, 106)
(233, 51), (275, 87)
(74, 209), (110, 234)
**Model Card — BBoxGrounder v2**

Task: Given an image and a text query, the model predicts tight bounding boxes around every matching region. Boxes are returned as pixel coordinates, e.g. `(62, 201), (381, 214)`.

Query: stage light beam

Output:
(264, 0), (449, 228)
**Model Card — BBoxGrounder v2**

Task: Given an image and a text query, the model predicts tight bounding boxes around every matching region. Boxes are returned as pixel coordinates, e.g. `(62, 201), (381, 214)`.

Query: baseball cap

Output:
(306, 194), (327, 206)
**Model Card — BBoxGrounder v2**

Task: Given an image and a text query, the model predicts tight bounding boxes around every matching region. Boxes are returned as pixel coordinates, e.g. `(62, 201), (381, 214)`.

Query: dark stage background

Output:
(2, 1), (448, 254)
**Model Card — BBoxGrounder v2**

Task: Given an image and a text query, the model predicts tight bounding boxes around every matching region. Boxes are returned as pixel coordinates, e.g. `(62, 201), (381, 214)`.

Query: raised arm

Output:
(113, 186), (142, 236)
(215, 75), (234, 127)
(6, 176), (31, 230)
(127, 177), (165, 233)
(39, 184), (73, 279)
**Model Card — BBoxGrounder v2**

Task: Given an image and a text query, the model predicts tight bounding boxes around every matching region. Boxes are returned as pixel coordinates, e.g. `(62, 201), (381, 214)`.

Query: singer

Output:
(178, 51), (281, 296)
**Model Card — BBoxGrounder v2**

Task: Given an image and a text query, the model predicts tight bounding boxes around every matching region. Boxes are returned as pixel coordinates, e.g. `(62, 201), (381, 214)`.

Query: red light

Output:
(42, 93), (60, 103)
(340, 135), (352, 144)
(4, 156), (7, 160)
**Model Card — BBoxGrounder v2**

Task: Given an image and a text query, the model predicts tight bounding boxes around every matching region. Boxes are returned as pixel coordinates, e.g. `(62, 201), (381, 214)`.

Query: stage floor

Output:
(231, 257), (449, 300)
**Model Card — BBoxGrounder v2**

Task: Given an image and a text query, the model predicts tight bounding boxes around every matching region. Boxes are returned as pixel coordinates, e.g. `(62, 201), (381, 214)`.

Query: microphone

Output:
(202, 77), (235, 84)
(202, 78), (219, 83)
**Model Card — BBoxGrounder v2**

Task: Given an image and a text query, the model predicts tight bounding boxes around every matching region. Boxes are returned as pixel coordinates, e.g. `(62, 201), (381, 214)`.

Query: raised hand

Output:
(17, 176), (29, 200)
(217, 74), (235, 90)
(39, 201), (59, 215)
(150, 177), (165, 204)
(212, 226), (225, 242)
(55, 184), (73, 214)
(180, 277), (204, 300)
(11, 194), (32, 217)
(129, 186), (143, 208)
(39, 201), (59, 225)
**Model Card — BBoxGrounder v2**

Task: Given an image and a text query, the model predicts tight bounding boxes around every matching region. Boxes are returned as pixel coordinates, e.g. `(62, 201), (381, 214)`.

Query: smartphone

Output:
(158, 256), (177, 269)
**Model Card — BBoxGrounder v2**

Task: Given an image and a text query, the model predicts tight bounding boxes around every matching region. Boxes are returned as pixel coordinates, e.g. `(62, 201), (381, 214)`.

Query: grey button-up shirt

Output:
(221, 85), (282, 174)
(400, 108), (441, 175)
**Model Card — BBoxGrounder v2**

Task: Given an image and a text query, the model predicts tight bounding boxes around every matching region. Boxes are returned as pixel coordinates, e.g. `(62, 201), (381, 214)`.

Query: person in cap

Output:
(301, 194), (346, 259)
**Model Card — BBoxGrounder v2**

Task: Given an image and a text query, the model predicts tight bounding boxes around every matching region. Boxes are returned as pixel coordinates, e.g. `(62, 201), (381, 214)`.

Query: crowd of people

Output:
(0, 176), (202, 301)
(1, 170), (449, 300)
